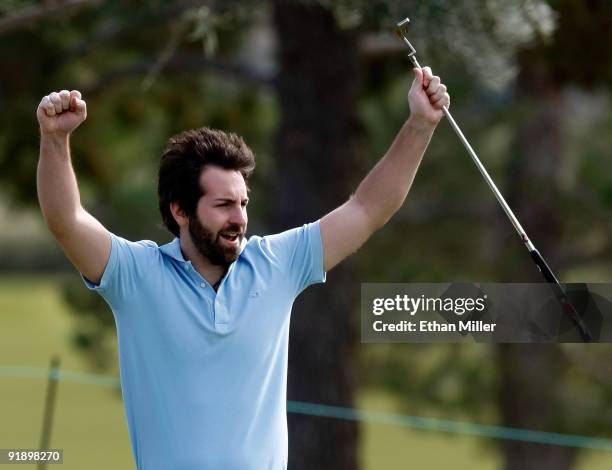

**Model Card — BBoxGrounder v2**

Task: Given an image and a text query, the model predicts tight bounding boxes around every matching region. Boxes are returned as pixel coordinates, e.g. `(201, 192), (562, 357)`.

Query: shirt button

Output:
(200, 282), (206, 288)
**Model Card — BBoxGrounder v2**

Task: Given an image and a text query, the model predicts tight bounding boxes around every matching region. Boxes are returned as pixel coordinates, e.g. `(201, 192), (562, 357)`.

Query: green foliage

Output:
(61, 274), (117, 372)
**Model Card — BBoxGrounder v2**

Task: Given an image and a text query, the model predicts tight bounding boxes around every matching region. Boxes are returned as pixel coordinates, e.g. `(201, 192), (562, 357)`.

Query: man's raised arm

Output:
(36, 90), (110, 284)
(320, 67), (450, 271)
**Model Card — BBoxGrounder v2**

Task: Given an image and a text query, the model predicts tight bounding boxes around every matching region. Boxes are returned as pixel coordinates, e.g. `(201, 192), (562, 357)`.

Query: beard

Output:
(188, 216), (244, 267)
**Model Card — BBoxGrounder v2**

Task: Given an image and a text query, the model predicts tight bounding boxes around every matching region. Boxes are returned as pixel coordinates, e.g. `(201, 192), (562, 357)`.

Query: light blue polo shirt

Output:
(83, 221), (326, 470)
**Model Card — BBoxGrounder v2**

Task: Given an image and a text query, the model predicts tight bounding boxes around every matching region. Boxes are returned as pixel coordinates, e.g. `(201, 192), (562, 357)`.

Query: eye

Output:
(241, 201), (248, 207)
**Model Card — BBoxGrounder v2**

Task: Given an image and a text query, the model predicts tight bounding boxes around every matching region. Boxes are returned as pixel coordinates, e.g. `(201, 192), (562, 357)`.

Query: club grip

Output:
(530, 249), (559, 284)
(530, 249), (592, 341)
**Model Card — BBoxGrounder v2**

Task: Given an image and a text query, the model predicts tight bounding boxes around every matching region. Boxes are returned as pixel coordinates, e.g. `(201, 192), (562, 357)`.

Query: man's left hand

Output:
(408, 66), (450, 125)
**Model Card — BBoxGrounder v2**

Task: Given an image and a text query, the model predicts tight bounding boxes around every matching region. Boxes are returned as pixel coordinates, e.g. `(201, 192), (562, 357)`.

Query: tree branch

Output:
(60, 0), (214, 62)
(0, 0), (104, 35)
(81, 51), (275, 95)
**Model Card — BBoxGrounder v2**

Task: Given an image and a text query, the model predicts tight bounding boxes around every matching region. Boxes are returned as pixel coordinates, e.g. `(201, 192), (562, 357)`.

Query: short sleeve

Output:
(261, 220), (326, 295)
(82, 232), (158, 308)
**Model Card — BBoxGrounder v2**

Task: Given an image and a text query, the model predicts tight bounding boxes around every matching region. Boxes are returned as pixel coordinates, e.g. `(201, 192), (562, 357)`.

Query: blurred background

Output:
(1, 0), (612, 468)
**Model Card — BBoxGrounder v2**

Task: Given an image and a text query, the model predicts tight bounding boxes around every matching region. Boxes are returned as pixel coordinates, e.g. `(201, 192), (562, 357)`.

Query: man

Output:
(36, 67), (449, 469)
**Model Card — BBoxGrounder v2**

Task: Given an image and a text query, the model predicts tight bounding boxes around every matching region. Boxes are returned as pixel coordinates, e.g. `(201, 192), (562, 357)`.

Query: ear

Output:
(170, 201), (188, 229)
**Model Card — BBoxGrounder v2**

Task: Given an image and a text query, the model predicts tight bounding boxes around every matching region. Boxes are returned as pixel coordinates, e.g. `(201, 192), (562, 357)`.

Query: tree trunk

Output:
(497, 345), (578, 470)
(271, 2), (359, 469)
(496, 50), (577, 470)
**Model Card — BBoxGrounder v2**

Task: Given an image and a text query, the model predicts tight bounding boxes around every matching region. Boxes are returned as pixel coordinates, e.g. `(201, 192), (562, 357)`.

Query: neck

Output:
(179, 236), (228, 287)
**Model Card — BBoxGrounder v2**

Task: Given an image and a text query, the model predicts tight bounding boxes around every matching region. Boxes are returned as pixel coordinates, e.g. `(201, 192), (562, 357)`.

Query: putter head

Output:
(395, 17), (410, 39)
(395, 17), (418, 66)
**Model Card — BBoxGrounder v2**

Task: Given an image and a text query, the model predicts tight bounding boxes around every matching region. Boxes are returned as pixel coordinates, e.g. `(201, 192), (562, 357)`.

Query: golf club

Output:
(396, 17), (593, 342)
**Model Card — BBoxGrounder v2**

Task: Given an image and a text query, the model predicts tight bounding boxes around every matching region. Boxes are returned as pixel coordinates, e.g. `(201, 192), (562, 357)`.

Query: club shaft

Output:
(442, 106), (536, 250)
(408, 54), (592, 341)
(409, 57), (535, 250)
(444, 101), (592, 340)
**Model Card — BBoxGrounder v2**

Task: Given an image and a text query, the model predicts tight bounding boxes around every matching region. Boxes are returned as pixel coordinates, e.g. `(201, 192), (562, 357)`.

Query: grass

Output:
(1, 275), (612, 469)
(358, 389), (500, 469)
(0, 275), (132, 469)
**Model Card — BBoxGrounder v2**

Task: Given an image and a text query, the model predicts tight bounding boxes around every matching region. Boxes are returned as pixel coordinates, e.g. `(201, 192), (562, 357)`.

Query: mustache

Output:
(218, 224), (245, 236)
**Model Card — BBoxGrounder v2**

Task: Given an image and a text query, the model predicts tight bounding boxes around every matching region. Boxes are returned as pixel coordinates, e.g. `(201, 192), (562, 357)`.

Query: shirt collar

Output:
(159, 237), (186, 262)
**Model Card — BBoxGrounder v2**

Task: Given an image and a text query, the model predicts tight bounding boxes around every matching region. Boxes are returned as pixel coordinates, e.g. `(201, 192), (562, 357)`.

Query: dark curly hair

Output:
(158, 127), (255, 237)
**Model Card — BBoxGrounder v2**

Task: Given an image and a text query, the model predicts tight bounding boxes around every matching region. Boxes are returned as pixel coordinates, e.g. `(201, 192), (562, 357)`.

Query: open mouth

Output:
(220, 233), (240, 244)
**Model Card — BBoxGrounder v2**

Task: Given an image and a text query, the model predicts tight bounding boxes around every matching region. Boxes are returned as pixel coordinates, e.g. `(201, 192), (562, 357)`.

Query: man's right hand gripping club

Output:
(37, 89), (87, 136)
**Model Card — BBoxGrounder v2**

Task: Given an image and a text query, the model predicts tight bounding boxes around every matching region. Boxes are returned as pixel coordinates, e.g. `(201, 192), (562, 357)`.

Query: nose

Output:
(229, 205), (247, 228)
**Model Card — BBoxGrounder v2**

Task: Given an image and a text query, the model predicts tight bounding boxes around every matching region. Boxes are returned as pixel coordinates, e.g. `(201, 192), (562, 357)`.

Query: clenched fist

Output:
(408, 67), (450, 126)
(37, 90), (87, 136)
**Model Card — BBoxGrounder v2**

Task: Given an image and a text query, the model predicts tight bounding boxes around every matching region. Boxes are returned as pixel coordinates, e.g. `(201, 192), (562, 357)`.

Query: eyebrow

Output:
(214, 198), (249, 203)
